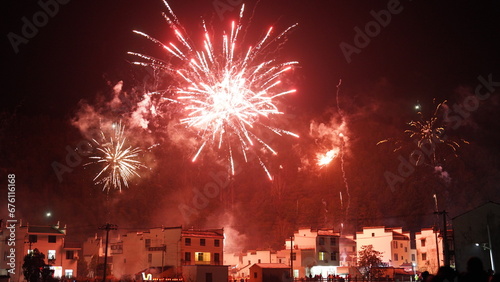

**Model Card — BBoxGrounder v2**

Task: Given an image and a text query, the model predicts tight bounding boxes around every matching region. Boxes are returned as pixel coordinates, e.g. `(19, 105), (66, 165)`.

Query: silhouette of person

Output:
(430, 266), (456, 282)
(458, 257), (489, 282)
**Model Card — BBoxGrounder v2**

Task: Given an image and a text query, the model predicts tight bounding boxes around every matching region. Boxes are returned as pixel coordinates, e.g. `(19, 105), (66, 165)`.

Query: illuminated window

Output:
(65, 269), (73, 278)
(318, 252), (327, 261)
(48, 250), (56, 260)
(195, 252), (211, 263)
(185, 238), (191, 246)
(48, 236), (56, 243)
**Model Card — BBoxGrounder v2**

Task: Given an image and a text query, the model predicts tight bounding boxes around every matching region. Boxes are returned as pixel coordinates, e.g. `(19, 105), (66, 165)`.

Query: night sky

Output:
(1, 0), (500, 249)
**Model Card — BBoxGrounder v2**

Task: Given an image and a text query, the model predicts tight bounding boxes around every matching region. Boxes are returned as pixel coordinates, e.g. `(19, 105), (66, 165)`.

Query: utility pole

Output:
(434, 211), (449, 266)
(290, 236), (294, 279)
(99, 223), (117, 282)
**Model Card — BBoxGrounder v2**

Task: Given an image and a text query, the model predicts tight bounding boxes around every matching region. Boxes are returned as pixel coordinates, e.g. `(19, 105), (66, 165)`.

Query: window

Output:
(185, 252), (191, 262)
(394, 253), (398, 261)
(145, 239), (151, 248)
(319, 237), (325, 245)
(404, 247), (408, 252)
(65, 269), (73, 278)
(318, 252), (327, 261)
(48, 236), (56, 243)
(195, 252), (211, 263)
(214, 253), (220, 263)
(214, 239), (220, 247)
(279, 259), (282, 263)
(291, 253), (296, 261)
(185, 238), (191, 246)
(258, 259), (261, 263)
(29, 235), (37, 243)
(421, 239), (426, 247)
(330, 237), (336, 245)
(254, 272), (257, 278)
(148, 254), (152, 263)
(331, 252), (337, 261)
(371, 233), (375, 237)
(48, 250), (56, 260)
(422, 253), (427, 261)
(400, 243), (403, 248)
(412, 254), (416, 261)
(200, 239), (206, 246)
(66, 251), (74, 260)
(393, 241), (398, 248)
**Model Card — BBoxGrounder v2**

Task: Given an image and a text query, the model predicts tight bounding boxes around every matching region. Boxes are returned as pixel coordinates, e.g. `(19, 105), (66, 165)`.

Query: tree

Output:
(77, 255), (89, 278)
(22, 248), (53, 282)
(357, 245), (386, 278)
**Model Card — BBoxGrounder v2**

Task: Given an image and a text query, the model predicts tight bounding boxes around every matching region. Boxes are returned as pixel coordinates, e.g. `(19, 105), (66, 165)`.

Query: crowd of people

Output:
(419, 257), (498, 282)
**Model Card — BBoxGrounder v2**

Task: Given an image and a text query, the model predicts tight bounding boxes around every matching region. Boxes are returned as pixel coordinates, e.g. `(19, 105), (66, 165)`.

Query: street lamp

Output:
(412, 262), (417, 281)
(474, 242), (495, 273)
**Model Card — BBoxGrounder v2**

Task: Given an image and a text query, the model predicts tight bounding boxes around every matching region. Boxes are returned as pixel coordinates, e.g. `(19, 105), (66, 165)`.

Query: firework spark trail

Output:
(87, 122), (146, 192)
(335, 80), (351, 226)
(129, 1), (299, 177)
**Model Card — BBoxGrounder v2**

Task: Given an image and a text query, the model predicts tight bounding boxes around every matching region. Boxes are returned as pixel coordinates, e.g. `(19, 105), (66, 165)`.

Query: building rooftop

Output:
(25, 225), (65, 235)
(252, 263), (290, 269)
(182, 228), (224, 238)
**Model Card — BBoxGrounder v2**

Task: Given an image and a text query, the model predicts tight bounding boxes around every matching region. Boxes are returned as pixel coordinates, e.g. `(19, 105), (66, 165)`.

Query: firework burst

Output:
(378, 100), (468, 165)
(129, 1), (299, 178)
(88, 122), (146, 192)
(316, 148), (339, 167)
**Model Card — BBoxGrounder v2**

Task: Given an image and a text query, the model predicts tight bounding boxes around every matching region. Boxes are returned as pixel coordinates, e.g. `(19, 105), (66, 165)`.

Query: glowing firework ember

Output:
(129, 1), (299, 178)
(88, 122), (146, 192)
(317, 148), (339, 167)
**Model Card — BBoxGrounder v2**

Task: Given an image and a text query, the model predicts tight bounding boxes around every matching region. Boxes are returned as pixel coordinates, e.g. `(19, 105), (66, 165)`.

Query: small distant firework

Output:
(88, 122), (146, 192)
(378, 100), (468, 165)
(317, 148), (339, 167)
(129, 1), (298, 178)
